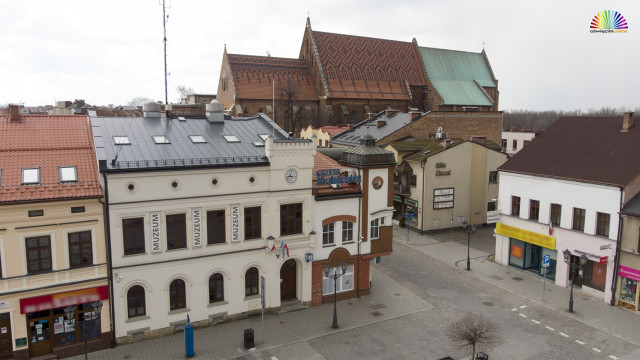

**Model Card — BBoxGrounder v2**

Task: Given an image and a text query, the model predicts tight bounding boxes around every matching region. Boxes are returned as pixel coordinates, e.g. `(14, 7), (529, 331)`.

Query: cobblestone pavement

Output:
(70, 224), (640, 360)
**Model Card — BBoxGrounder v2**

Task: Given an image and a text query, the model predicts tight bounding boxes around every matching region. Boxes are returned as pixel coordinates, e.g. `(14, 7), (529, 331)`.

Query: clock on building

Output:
(285, 169), (298, 183)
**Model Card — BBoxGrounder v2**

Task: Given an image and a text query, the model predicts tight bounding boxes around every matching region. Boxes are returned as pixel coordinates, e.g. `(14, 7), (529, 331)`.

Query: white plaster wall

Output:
(367, 168), (393, 231)
(313, 198), (362, 260)
(501, 131), (536, 155)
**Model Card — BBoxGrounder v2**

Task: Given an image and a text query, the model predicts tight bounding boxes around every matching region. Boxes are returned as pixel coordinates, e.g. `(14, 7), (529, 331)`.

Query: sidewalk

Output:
(395, 223), (640, 348)
(69, 264), (432, 360)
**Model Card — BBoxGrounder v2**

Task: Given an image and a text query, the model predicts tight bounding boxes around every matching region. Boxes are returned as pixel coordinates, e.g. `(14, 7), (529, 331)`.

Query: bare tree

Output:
(276, 79), (299, 133)
(176, 85), (195, 103)
(447, 313), (502, 359)
(127, 97), (154, 106)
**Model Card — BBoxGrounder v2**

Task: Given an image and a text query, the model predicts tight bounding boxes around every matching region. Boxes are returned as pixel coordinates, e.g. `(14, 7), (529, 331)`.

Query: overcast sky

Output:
(1, 0), (637, 111)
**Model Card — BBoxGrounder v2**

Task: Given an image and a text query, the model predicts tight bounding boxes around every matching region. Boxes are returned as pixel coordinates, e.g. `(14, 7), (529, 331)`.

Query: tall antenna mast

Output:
(161, 0), (169, 105)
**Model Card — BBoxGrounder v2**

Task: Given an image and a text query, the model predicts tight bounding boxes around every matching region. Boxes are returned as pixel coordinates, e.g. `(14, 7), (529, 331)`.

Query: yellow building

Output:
(0, 107), (110, 358)
(300, 125), (349, 147)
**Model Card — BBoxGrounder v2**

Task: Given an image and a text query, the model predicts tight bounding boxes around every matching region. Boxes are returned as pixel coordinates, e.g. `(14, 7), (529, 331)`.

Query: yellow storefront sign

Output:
(496, 222), (555, 249)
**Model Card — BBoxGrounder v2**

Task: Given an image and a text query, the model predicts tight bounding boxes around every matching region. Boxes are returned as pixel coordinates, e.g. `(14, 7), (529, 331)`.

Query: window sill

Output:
(371, 237), (380, 241)
(123, 252), (147, 257)
(207, 300), (228, 308)
(126, 315), (150, 323)
(342, 241), (355, 244)
(244, 294), (260, 301)
(168, 308), (190, 316)
(322, 244), (336, 248)
(207, 242), (227, 246)
(166, 247), (188, 251)
(245, 237), (263, 242)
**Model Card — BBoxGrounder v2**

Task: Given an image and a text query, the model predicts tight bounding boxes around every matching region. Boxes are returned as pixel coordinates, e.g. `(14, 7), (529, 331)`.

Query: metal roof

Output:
(419, 47), (495, 106)
(331, 111), (421, 147)
(92, 113), (290, 172)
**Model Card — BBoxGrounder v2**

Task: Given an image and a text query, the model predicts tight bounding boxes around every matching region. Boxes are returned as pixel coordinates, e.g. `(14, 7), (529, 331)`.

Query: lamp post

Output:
(324, 262), (347, 329)
(562, 249), (588, 313)
(64, 301), (103, 360)
(461, 220), (477, 271)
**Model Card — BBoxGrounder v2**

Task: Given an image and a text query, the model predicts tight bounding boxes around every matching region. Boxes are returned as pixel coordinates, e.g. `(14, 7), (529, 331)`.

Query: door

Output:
(28, 315), (53, 357)
(569, 255), (585, 286)
(0, 313), (12, 359)
(529, 245), (541, 271)
(280, 259), (297, 301)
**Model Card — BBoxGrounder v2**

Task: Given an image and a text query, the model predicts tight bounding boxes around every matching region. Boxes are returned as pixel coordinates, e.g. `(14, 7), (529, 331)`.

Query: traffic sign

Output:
(542, 254), (551, 268)
(599, 256), (608, 264)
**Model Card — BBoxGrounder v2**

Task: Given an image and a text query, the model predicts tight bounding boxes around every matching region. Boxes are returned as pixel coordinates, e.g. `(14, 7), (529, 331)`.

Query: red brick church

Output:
(216, 18), (500, 133)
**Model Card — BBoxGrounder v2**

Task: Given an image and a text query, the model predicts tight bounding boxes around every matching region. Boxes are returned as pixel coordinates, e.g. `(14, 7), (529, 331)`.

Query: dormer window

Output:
(152, 136), (170, 144)
(113, 136), (130, 145)
(22, 168), (40, 185)
(258, 134), (269, 141)
(189, 135), (206, 143)
(223, 135), (240, 143)
(59, 166), (77, 182)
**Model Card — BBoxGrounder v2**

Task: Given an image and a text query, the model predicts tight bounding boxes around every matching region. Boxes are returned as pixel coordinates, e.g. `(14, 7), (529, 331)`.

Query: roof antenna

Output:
(272, 79), (276, 137)
(160, 0), (171, 106)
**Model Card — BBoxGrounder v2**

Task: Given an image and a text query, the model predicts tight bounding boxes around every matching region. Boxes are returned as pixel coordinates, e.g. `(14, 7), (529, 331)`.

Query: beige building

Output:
(0, 108), (110, 359)
(617, 192), (640, 313)
(385, 138), (507, 232)
(300, 125), (348, 147)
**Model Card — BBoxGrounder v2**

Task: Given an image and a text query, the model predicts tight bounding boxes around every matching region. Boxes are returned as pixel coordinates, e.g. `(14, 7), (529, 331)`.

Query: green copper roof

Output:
(418, 47), (496, 106)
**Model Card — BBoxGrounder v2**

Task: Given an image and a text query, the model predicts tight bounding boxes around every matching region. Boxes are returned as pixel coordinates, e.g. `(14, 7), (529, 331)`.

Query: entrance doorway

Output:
(0, 313), (12, 359)
(569, 255), (585, 286)
(280, 259), (297, 301)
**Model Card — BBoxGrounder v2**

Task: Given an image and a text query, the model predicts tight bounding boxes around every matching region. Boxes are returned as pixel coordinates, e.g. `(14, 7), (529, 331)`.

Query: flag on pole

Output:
(284, 243), (290, 258)
(549, 216), (553, 235)
(280, 241), (286, 259)
(265, 245), (275, 253)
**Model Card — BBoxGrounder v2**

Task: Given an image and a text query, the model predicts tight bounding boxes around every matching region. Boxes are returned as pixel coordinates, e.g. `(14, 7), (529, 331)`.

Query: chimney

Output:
(443, 139), (452, 149)
(368, 112), (376, 120)
(143, 102), (161, 118)
(9, 104), (21, 121)
(385, 109), (398, 117)
(376, 119), (386, 128)
(409, 111), (421, 121)
(622, 112), (634, 132)
(347, 124), (353, 131)
(206, 100), (225, 123)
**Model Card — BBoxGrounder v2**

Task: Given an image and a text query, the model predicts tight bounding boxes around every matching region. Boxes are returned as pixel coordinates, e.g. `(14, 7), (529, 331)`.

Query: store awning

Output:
(496, 222), (555, 249)
(20, 286), (109, 314)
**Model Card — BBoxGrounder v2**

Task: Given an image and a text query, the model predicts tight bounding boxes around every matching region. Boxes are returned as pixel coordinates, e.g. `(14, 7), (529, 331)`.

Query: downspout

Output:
(421, 160), (426, 233)
(610, 187), (624, 306)
(356, 167), (362, 298)
(102, 173), (117, 347)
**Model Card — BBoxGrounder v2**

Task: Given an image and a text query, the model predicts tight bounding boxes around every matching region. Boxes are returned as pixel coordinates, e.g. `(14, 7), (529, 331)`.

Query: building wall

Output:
(616, 214), (640, 311)
(378, 111), (503, 147)
(0, 198), (109, 357)
(496, 172), (621, 303)
(216, 53), (236, 113)
(501, 131), (537, 155)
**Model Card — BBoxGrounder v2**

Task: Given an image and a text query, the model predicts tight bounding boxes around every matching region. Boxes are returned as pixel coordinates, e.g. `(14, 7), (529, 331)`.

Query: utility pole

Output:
(160, 0), (169, 105)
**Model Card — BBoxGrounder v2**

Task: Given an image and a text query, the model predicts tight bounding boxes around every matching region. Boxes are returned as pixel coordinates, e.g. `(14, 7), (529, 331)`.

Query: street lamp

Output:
(461, 220), (477, 271)
(562, 249), (588, 313)
(324, 262), (347, 329)
(64, 301), (103, 360)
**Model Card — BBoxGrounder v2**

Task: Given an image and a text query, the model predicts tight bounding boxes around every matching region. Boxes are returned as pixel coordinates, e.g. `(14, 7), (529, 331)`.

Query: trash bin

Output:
(184, 323), (194, 357)
(476, 352), (489, 360)
(243, 328), (255, 349)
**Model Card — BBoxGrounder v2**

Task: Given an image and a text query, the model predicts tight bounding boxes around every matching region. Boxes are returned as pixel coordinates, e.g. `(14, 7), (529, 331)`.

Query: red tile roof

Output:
(0, 115), (102, 203)
(312, 31), (426, 100)
(228, 54), (317, 101)
(499, 115), (640, 187)
(313, 152), (360, 195)
(320, 126), (349, 137)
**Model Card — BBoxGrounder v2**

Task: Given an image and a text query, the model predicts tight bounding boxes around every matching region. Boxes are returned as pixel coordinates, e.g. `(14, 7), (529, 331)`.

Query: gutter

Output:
(101, 173), (117, 347)
(610, 187), (624, 306)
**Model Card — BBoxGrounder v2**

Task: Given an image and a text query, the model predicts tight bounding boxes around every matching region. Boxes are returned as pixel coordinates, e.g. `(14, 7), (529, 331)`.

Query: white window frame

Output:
(223, 135), (240, 143)
(189, 135), (206, 143)
(342, 221), (354, 243)
(59, 166), (77, 182)
(152, 135), (171, 144)
(370, 218), (380, 239)
(22, 168), (40, 184)
(323, 223), (335, 246)
(113, 136), (130, 145)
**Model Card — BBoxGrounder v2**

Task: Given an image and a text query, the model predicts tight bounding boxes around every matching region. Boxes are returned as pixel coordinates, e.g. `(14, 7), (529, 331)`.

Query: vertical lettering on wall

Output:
(231, 204), (240, 242)
(192, 207), (202, 248)
(151, 211), (161, 253)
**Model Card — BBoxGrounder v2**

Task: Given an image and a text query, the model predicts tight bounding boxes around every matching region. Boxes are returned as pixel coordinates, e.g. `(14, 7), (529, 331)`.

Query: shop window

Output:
(370, 218), (380, 239)
(244, 206), (261, 240)
(209, 273), (224, 303)
(511, 196), (521, 216)
(620, 277), (637, 305)
(127, 285), (146, 318)
(169, 279), (186, 310)
(596, 212), (610, 237)
(68, 231), (92, 267)
(323, 223), (335, 245)
(572, 208), (585, 231)
(529, 200), (540, 221)
(322, 264), (354, 295)
(207, 210), (226, 245)
(550, 203), (561, 226)
(489, 171), (498, 183)
(343, 221), (354, 242)
(584, 260), (606, 291)
(281, 203), (302, 236)
(26, 236), (52, 273)
(245, 267), (259, 296)
(509, 238), (525, 268)
(123, 217), (145, 255)
(166, 214), (187, 250)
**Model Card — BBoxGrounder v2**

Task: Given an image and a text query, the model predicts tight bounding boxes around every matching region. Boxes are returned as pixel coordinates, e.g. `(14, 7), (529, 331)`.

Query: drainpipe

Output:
(420, 160), (426, 233)
(610, 188), (624, 306)
(102, 173), (117, 347)
(356, 167), (362, 298)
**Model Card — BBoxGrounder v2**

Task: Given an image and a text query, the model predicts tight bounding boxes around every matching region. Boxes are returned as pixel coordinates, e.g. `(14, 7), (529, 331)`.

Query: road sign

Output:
(542, 254), (551, 268)
(599, 256), (608, 264)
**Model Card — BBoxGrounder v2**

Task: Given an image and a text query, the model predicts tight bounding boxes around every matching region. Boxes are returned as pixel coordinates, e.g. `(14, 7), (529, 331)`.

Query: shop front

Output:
(618, 265), (640, 312)
(496, 222), (557, 280)
(18, 285), (110, 358)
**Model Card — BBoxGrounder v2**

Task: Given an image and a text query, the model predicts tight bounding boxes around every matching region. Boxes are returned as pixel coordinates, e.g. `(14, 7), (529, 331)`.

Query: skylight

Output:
(252, 141), (265, 147)
(22, 168), (40, 184)
(59, 166), (77, 182)
(223, 135), (240, 143)
(152, 135), (171, 144)
(189, 135), (206, 143)
(178, 116), (186, 121)
(113, 136), (130, 145)
(422, 150), (431, 155)
(258, 134), (269, 141)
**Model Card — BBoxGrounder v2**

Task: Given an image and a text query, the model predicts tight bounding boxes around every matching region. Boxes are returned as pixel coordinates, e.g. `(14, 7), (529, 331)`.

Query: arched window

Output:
(169, 279), (186, 310)
(245, 267), (259, 296)
(127, 285), (145, 318)
(209, 273), (224, 303)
